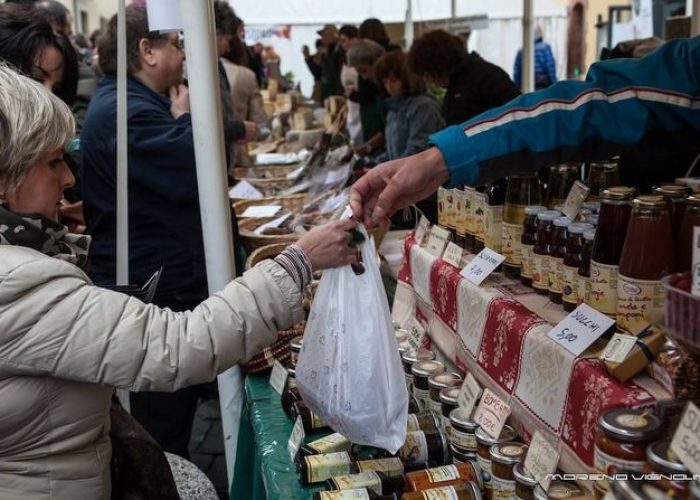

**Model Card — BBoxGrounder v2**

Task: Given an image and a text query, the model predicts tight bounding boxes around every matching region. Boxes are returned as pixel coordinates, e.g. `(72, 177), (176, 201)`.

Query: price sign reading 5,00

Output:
(554, 328), (578, 343)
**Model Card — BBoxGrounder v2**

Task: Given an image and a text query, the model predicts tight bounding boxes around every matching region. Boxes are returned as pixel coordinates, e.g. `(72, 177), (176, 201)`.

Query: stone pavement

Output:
(188, 398), (228, 500)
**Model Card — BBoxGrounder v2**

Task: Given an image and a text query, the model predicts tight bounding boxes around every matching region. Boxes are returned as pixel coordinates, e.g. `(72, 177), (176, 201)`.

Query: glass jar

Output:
(676, 195), (700, 273)
(513, 462), (539, 500)
(325, 470), (405, 496)
(289, 336), (303, 367)
(473, 186), (487, 253)
(484, 178), (508, 253)
(450, 445), (477, 464)
(586, 160), (620, 201)
(562, 223), (594, 312)
(402, 350), (436, 394)
(521, 206), (547, 287)
(454, 188), (467, 248)
(401, 482), (482, 500)
(428, 373), (462, 416)
(464, 186), (476, 253)
(449, 408), (479, 453)
(577, 229), (596, 307)
(398, 430), (450, 467)
(654, 184), (691, 240)
(476, 425), (517, 497)
(549, 216), (573, 304)
(301, 432), (352, 456)
(546, 164), (580, 208)
(490, 442), (529, 500)
(440, 387), (461, 437)
(533, 481), (585, 499)
(532, 210), (562, 295)
(407, 412), (441, 433)
(583, 201), (601, 214)
(593, 408), (661, 494)
(642, 439), (691, 497)
(405, 462), (482, 492)
(412, 360), (446, 410)
(588, 187), (635, 316)
(503, 175), (543, 279)
(300, 451), (354, 485)
(617, 196), (674, 333)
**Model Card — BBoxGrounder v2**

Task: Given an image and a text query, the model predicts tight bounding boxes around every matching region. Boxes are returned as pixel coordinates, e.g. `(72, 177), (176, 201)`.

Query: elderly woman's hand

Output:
(296, 218), (361, 271)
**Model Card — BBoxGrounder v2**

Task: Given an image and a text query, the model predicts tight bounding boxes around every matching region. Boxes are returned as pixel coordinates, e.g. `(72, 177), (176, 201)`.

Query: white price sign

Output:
(228, 179), (263, 199)
(671, 402), (700, 475)
(460, 248), (506, 286)
(524, 432), (560, 490)
(254, 213), (292, 235)
(473, 388), (511, 439)
(443, 242), (464, 268)
(457, 373), (482, 417)
(241, 205), (282, 218)
(425, 225), (452, 257)
(415, 215), (429, 245)
(546, 303), (615, 356)
(287, 415), (305, 461)
(268, 359), (288, 395)
(692, 227), (700, 296)
(407, 319), (426, 352)
(601, 333), (637, 363)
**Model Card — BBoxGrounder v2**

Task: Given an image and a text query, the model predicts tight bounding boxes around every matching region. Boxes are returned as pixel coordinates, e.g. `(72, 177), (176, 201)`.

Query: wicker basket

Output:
(238, 218), (298, 253)
(245, 242), (293, 270)
(233, 164), (300, 180)
(234, 194), (307, 218)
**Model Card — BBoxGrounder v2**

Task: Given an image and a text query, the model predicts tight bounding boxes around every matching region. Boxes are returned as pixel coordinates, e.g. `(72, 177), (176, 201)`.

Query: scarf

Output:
(0, 206), (90, 270)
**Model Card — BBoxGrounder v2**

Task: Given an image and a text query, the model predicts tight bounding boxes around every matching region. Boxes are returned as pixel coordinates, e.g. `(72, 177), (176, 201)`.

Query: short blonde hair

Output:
(0, 64), (75, 192)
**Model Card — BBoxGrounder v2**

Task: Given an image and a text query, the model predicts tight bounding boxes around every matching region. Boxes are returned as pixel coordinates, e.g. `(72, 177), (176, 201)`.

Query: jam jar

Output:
(577, 229), (596, 306)
(401, 482), (482, 500)
(503, 175), (543, 279)
(399, 429), (450, 467)
(617, 196), (674, 334)
(654, 183), (691, 240)
(549, 216), (572, 304)
(451, 445), (478, 464)
(428, 373), (463, 415)
(490, 442), (529, 500)
(593, 408), (661, 494)
(402, 349), (436, 393)
(405, 461), (483, 492)
(289, 336), (303, 367)
(562, 223), (594, 312)
(464, 186), (476, 252)
(513, 462), (539, 500)
(476, 425), (517, 497)
(300, 451), (354, 485)
(473, 186), (487, 253)
(676, 195), (700, 273)
(532, 210), (562, 295)
(642, 439), (691, 497)
(407, 412), (441, 433)
(532, 481), (585, 499)
(521, 206), (547, 287)
(588, 187), (635, 317)
(412, 360), (446, 410)
(440, 387), (461, 436)
(449, 407), (479, 453)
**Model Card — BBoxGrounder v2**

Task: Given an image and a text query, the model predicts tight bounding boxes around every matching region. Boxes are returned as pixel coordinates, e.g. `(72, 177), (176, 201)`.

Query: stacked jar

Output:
(402, 349), (435, 394)
(490, 442), (529, 500)
(427, 372), (462, 416)
(562, 223), (594, 312)
(439, 387), (460, 438)
(412, 360), (446, 411)
(503, 175), (543, 279)
(476, 425), (517, 498)
(532, 210), (562, 295)
(520, 206), (547, 287)
(577, 229), (596, 307)
(449, 408), (479, 459)
(549, 216), (572, 304)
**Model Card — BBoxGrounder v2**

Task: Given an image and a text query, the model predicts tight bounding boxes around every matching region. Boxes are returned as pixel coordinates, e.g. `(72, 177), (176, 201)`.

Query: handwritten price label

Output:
(546, 303), (615, 356)
(460, 248), (506, 286)
(473, 388), (511, 439)
(457, 373), (482, 418)
(524, 432), (560, 490)
(443, 242), (464, 268)
(671, 402), (700, 475)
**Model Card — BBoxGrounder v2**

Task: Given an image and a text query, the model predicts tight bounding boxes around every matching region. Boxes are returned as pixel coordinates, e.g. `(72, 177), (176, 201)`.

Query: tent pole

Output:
(522, 0), (535, 93)
(405, 0), (414, 49)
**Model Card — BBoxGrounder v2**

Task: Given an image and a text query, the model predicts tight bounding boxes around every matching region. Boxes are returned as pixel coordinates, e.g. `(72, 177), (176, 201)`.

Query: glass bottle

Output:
(502, 175), (543, 279)
(291, 401), (331, 434)
(577, 229), (596, 306)
(463, 186), (475, 252)
(676, 195), (700, 273)
(520, 205), (547, 287)
(484, 178), (507, 253)
(562, 223), (594, 312)
(549, 216), (573, 304)
(545, 164), (580, 208)
(653, 184), (691, 241)
(617, 196), (674, 333)
(532, 210), (561, 295)
(588, 187), (635, 317)
(585, 159), (620, 201)
(472, 186), (487, 253)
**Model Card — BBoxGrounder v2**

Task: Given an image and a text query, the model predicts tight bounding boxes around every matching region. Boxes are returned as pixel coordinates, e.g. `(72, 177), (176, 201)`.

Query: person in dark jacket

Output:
(81, 5), (245, 458)
(316, 23), (343, 102)
(409, 29), (521, 125)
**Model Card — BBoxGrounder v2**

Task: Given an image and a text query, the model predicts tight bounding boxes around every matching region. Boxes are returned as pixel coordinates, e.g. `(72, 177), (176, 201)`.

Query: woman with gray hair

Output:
(0, 64), (359, 499)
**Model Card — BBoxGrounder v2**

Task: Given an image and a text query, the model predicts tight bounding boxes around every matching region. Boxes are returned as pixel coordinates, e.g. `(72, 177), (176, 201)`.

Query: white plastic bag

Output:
(296, 226), (408, 453)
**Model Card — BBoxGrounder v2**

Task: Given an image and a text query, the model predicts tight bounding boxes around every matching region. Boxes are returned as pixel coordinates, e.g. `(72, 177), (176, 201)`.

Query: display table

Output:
(392, 234), (676, 474)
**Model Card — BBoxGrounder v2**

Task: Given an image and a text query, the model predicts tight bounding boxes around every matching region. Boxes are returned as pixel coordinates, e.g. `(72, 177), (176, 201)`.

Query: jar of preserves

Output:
(289, 336), (303, 367)
(473, 186), (487, 253)
(405, 462), (483, 492)
(586, 160), (620, 201)
(399, 430), (450, 467)
(476, 425), (517, 497)
(676, 195), (700, 273)
(449, 408), (479, 453)
(412, 360), (446, 410)
(401, 482), (482, 500)
(440, 387), (461, 437)
(454, 188), (467, 248)
(325, 470), (405, 496)
(513, 462), (538, 500)
(464, 186), (476, 252)
(484, 178), (508, 253)
(593, 408), (661, 494)
(292, 401), (331, 433)
(642, 439), (691, 497)
(532, 481), (585, 499)
(588, 187), (635, 316)
(521, 206), (547, 287)
(402, 350), (436, 393)
(300, 451), (354, 485)
(533, 210), (562, 295)
(562, 223), (594, 312)
(407, 412), (441, 433)
(353, 457), (417, 478)
(546, 164), (580, 208)
(503, 175), (543, 279)
(451, 445), (478, 464)
(301, 432), (352, 456)
(577, 229), (596, 306)
(428, 373), (463, 416)
(653, 184), (691, 240)
(617, 196), (674, 333)
(549, 216), (573, 304)
(490, 442), (529, 500)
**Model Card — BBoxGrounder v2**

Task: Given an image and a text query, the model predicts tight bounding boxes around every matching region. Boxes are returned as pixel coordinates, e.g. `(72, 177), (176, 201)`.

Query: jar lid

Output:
(449, 444), (477, 461)
(287, 366), (296, 378)
(646, 439), (689, 473)
(475, 424), (516, 446)
(598, 408), (661, 442)
(402, 349), (435, 364)
(533, 481), (585, 499)
(289, 336), (303, 351)
(411, 360), (445, 377)
(490, 441), (528, 465)
(449, 407), (478, 430)
(553, 216), (572, 227)
(395, 328), (408, 343)
(513, 462), (539, 487)
(602, 186), (636, 201)
(633, 195), (667, 209)
(654, 184), (692, 199)
(525, 205), (547, 215)
(686, 195), (700, 207)
(398, 341), (410, 355)
(537, 210), (562, 222)
(428, 372), (462, 390)
(583, 229), (596, 241)
(439, 386), (461, 405)
(567, 223), (593, 235)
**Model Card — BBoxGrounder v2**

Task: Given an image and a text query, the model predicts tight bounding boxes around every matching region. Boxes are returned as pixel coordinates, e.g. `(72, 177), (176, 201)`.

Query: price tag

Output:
(407, 319), (426, 352)
(415, 215), (429, 245)
(671, 402), (700, 475)
(460, 248), (506, 286)
(472, 388), (511, 439)
(443, 242), (464, 268)
(561, 181), (590, 220)
(425, 225), (452, 257)
(524, 432), (560, 490)
(242, 205), (282, 218)
(269, 359), (288, 395)
(457, 373), (482, 417)
(254, 213), (293, 235)
(601, 333), (637, 363)
(546, 303), (615, 357)
(287, 415), (305, 461)
(228, 180), (263, 199)
(692, 227), (700, 297)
